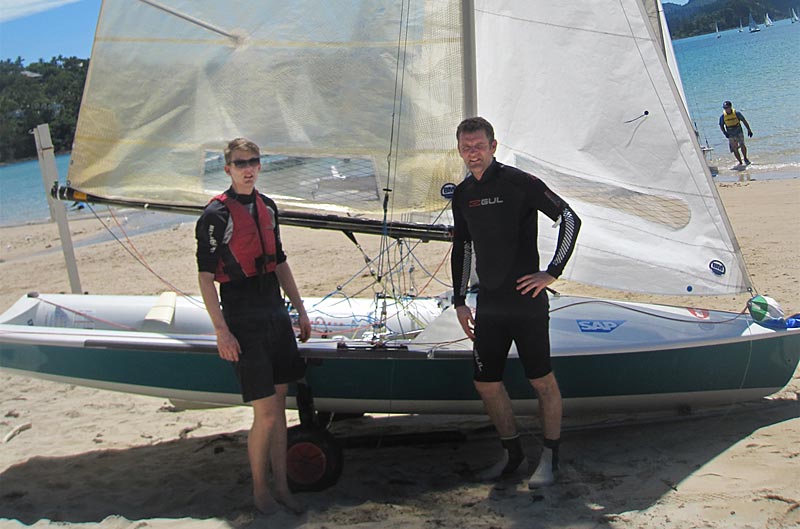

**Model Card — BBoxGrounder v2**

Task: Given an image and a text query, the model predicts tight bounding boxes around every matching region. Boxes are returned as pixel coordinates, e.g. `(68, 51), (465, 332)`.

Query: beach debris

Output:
(764, 494), (800, 511)
(3, 422), (31, 443)
(179, 421), (202, 439)
(4, 410), (19, 418)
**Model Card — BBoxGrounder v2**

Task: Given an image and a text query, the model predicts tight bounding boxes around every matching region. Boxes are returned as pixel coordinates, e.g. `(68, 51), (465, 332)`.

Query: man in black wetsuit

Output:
(451, 117), (581, 488)
(196, 138), (311, 514)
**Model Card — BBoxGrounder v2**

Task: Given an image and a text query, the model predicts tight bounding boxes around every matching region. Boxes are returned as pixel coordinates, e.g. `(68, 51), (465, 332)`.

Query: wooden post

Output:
(33, 124), (82, 294)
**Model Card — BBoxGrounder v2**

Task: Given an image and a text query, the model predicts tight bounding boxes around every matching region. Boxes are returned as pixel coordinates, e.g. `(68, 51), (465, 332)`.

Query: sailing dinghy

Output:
(2, 0), (799, 489)
(749, 13), (762, 32)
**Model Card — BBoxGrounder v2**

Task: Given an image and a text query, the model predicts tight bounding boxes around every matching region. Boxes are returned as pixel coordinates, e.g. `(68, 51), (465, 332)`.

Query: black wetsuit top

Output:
(450, 159), (581, 307)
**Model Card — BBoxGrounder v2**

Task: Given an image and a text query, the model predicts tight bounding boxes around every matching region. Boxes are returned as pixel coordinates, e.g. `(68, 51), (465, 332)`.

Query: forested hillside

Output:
(0, 57), (88, 162)
(664, 0), (798, 38)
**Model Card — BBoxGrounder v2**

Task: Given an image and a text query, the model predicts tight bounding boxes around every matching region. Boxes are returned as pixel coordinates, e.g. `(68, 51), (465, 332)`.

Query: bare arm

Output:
(740, 116), (753, 135)
(275, 262), (311, 342)
(198, 271), (240, 362)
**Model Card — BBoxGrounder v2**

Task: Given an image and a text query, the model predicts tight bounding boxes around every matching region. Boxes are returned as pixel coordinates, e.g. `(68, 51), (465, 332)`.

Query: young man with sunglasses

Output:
(451, 117), (581, 488)
(196, 138), (311, 515)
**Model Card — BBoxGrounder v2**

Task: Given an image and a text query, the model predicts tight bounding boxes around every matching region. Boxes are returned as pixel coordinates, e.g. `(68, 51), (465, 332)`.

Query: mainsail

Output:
(70, 0), (465, 221)
(66, 0), (750, 296)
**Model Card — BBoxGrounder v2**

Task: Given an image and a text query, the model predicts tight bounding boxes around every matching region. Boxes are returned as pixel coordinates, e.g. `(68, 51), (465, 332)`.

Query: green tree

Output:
(0, 56), (88, 162)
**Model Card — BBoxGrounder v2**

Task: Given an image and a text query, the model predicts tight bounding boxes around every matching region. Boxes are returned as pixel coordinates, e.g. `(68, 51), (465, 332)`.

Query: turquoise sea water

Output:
(673, 17), (800, 175)
(1, 19), (797, 226)
(0, 154), (72, 226)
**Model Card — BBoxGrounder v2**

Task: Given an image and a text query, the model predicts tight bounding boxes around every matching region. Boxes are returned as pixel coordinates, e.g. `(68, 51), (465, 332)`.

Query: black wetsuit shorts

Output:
(473, 284), (551, 383)
(220, 275), (306, 402)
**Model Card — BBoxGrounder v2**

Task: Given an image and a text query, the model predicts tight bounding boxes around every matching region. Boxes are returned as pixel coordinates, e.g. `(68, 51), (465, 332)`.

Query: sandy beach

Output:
(1, 178), (799, 529)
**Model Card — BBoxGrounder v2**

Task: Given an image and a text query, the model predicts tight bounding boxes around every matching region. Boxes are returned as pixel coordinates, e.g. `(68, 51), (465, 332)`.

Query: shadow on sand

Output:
(1, 399), (798, 528)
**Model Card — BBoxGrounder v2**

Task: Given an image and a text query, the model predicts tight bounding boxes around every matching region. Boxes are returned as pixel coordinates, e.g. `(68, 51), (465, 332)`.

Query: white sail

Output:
(69, 0), (750, 296)
(648, 0), (690, 114)
(749, 13), (761, 32)
(765, 13), (773, 27)
(793, 8), (799, 23)
(475, 1), (749, 295)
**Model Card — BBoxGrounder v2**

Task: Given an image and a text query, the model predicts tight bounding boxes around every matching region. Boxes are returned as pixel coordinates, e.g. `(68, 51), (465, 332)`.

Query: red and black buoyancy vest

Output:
(212, 192), (278, 283)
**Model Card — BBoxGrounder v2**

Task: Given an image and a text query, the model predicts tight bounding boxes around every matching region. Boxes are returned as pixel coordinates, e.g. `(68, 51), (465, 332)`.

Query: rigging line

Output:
(382, 239), (430, 300)
(29, 294), (138, 331)
(101, 206), (201, 305)
(87, 205), (204, 309)
(414, 246), (452, 296)
(137, 0), (240, 42)
(380, 0), (409, 283)
(378, 0), (414, 299)
(379, 202), (453, 296)
(388, 0), (413, 214)
(399, 203), (455, 293)
(623, 110), (649, 123)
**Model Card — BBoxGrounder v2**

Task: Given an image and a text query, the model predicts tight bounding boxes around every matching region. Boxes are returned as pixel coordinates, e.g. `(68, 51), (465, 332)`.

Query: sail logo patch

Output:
(577, 320), (625, 333)
(440, 183), (456, 199)
(709, 260), (726, 276)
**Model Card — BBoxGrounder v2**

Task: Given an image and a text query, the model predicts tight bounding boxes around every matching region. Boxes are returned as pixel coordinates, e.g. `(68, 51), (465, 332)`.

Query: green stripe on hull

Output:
(2, 332), (798, 406)
(1, 342), (241, 395)
(302, 334), (800, 401)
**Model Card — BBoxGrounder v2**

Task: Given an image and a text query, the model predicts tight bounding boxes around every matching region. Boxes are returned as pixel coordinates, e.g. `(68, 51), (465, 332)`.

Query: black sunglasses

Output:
(230, 157), (260, 169)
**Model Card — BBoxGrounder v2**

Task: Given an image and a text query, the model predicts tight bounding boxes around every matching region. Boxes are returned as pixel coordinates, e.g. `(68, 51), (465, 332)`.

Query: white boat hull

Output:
(1, 292), (798, 415)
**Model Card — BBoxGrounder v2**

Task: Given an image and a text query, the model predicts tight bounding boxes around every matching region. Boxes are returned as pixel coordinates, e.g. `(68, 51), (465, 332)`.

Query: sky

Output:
(0, 0), (102, 64)
(0, 0), (693, 65)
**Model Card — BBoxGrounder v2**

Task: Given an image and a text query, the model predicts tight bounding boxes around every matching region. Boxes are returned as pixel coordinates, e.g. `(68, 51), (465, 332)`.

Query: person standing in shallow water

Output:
(450, 117), (581, 488)
(719, 100), (754, 166)
(195, 138), (311, 515)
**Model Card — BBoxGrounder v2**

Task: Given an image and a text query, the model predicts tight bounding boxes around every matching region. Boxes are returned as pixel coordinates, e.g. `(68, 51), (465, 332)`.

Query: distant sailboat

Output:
(765, 13), (773, 27)
(792, 8), (799, 23)
(738, 19), (743, 32)
(749, 13), (761, 32)
(715, 22), (721, 38)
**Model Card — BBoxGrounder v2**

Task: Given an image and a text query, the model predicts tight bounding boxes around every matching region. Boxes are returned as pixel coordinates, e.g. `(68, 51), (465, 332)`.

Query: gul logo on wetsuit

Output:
(468, 197), (504, 208)
(576, 320), (625, 332)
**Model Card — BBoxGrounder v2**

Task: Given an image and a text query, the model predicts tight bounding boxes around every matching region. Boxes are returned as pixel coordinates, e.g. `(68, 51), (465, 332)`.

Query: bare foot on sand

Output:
(275, 490), (306, 515)
(254, 489), (280, 515)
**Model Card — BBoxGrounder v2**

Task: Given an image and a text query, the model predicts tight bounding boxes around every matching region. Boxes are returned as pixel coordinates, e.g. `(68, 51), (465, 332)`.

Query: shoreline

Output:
(0, 149), (71, 169)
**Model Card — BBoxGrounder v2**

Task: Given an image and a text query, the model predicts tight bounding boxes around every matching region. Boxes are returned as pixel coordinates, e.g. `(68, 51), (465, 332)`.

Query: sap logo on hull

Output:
(576, 320), (625, 333)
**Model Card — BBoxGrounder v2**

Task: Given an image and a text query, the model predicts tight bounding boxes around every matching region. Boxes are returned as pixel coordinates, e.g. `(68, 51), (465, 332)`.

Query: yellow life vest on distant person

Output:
(723, 109), (741, 128)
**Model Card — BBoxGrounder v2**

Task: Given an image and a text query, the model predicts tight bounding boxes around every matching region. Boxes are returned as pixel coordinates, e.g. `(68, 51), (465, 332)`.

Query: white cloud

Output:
(0, 0), (82, 23)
